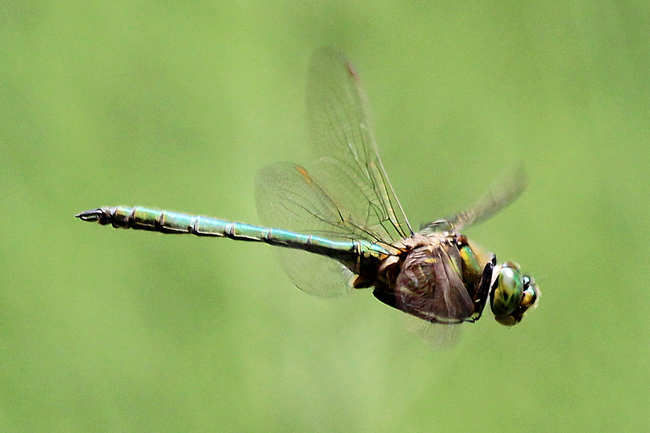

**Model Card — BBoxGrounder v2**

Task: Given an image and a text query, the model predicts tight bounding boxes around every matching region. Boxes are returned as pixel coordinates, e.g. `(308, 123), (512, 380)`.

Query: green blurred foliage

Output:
(1, 1), (649, 432)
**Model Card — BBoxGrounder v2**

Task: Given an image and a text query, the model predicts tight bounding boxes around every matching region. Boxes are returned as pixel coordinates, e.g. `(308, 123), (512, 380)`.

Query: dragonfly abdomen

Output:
(76, 206), (227, 236)
(76, 206), (390, 266)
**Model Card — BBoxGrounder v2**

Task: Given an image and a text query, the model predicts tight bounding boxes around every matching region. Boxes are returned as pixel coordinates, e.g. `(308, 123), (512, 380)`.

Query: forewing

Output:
(253, 48), (414, 296)
(423, 164), (528, 231)
(306, 48), (412, 241)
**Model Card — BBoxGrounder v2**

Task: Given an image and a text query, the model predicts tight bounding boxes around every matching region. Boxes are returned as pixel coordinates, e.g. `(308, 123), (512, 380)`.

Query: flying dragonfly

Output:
(76, 49), (539, 348)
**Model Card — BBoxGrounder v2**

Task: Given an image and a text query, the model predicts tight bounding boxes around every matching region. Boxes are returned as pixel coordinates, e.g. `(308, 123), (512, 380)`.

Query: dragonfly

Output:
(76, 48), (539, 348)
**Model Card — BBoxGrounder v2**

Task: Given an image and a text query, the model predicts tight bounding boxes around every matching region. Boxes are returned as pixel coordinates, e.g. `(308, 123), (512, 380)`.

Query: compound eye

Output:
(491, 262), (524, 319)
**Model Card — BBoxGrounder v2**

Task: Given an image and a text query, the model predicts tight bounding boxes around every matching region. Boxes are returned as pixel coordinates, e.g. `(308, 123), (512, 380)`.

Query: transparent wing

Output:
(306, 48), (412, 241)
(423, 164), (528, 232)
(254, 48), (412, 296)
(404, 316), (462, 350)
(255, 162), (384, 297)
(256, 162), (384, 242)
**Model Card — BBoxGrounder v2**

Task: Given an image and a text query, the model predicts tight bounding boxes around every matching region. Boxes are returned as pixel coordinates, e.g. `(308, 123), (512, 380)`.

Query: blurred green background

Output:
(2, 1), (649, 432)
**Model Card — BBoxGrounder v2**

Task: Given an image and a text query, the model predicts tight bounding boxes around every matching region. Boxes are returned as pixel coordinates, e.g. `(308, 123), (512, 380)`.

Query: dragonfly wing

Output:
(423, 164), (528, 231)
(306, 48), (412, 241)
(404, 316), (461, 350)
(255, 162), (385, 297)
(270, 247), (356, 297)
(255, 162), (385, 243)
(254, 49), (414, 297)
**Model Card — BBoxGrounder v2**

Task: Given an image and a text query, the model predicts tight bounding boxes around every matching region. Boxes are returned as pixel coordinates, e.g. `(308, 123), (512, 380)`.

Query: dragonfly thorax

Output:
(366, 231), (495, 324)
(358, 231), (539, 327)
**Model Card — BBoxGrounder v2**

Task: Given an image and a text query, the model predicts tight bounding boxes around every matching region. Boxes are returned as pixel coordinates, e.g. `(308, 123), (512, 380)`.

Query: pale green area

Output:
(1, 2), (649, 432)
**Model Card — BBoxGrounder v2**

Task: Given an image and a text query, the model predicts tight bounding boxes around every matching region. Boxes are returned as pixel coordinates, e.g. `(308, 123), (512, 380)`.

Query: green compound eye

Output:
(491, 262), (540, 326)
(491, 262), (525, 323)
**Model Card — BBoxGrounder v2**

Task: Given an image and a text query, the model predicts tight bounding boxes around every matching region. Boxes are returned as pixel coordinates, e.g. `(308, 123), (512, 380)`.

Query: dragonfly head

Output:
(490, 261), (539, 326)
